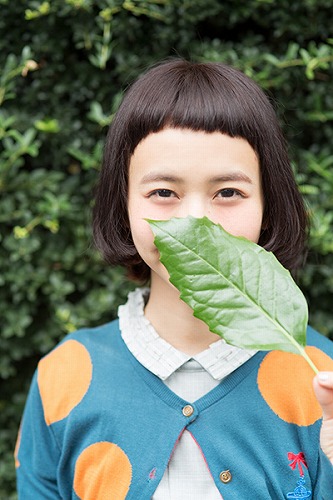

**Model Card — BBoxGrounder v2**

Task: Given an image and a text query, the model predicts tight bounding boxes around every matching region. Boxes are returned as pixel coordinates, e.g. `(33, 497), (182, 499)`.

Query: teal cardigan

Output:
(16, 321), (333, 499)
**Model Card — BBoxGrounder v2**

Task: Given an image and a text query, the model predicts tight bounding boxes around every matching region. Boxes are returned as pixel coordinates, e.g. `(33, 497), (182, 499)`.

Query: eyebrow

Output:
(208, 173), (253, 184)
(139, 171), (253, 185)
(140, 173), (181, 184)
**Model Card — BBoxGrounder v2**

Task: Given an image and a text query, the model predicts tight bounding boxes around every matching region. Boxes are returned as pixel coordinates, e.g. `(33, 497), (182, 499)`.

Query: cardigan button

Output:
(219, 470), (232, 483)
(182, 404), (194, 417)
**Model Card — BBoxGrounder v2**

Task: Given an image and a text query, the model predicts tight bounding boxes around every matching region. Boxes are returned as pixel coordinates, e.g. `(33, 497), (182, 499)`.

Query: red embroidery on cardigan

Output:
(288, 452), (308, 477)
(148, 467), (157, 481)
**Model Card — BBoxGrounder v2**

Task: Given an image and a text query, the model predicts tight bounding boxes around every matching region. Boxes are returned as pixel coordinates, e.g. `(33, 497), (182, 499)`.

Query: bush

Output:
(1, 1), (333, 495)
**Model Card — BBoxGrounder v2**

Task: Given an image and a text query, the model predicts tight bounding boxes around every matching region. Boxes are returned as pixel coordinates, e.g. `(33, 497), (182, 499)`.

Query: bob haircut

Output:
(93, 59), (308, 282)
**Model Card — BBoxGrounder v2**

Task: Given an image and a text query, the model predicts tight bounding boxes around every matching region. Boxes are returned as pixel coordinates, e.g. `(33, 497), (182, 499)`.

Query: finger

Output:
(313, 372), (333, 421)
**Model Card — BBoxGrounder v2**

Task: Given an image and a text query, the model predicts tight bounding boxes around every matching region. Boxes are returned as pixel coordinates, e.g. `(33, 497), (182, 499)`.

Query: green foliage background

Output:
(1, 0), (333, 496)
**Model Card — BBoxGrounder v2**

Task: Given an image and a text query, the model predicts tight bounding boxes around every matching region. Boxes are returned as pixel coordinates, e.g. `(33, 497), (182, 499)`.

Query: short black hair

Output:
(93, 59), (308, 282)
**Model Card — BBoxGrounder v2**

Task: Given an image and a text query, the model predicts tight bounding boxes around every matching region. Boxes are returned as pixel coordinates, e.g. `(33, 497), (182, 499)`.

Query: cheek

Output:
(218, 207), (263, 243)
(129, 216), (156, 255)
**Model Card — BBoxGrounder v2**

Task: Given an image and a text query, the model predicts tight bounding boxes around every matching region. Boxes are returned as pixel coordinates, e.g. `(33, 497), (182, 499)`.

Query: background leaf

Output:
(148, 217), (309, 355)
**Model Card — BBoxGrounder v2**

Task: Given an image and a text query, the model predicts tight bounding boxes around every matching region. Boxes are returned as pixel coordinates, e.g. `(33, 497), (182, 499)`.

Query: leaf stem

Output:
(301, 348), (319, 374)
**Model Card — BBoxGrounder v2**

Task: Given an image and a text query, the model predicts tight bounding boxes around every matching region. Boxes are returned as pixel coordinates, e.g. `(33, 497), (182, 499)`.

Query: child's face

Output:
(128, 127), (264, 284)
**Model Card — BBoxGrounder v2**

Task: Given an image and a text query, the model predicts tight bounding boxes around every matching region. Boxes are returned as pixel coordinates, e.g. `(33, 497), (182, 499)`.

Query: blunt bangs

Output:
(93, 59), (309, 282)
(118, 60), (276, 155)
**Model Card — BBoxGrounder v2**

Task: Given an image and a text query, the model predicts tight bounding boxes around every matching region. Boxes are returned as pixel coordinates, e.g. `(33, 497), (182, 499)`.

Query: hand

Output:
(313, 372), (333, 465)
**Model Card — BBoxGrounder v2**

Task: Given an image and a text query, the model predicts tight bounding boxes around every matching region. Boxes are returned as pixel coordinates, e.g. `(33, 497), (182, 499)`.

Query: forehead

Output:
(129, 128), (259, 182)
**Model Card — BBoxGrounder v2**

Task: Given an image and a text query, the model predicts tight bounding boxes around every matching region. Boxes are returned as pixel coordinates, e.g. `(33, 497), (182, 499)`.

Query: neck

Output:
(144, 272), (220, 355)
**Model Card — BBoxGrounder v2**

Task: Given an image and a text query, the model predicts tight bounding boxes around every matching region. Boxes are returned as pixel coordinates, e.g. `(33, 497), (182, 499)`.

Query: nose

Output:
(178, 197), (209, 219)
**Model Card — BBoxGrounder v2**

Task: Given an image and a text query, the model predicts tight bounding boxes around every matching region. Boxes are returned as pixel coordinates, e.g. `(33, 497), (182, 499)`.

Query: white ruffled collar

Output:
(118, 288), (256, 381)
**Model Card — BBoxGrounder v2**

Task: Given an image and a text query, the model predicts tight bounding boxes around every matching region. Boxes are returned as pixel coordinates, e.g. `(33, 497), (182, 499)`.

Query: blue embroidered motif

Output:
(286, 476), (312, 499)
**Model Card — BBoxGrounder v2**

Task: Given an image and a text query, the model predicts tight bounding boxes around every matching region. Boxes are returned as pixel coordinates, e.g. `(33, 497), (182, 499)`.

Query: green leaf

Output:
(148, 216), (318, 371)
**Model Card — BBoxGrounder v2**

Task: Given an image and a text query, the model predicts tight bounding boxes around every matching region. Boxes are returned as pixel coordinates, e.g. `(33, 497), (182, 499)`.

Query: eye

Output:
(149, 189), (176, 198)
(216, 188), (243, 198)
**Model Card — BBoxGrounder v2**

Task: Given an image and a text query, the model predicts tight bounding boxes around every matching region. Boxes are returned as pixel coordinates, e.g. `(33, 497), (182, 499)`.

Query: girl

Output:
(16, 59), (333, 499)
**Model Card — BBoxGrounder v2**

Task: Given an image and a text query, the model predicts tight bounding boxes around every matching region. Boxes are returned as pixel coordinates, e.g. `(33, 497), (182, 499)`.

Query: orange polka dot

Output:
(38, 339), (92, 425)
(74, 442), (132, 500)
(257, 346), (333, 426)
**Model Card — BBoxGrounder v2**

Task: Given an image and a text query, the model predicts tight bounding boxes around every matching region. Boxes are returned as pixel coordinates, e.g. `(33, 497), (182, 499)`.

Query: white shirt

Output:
(118, 288), (256, 499)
